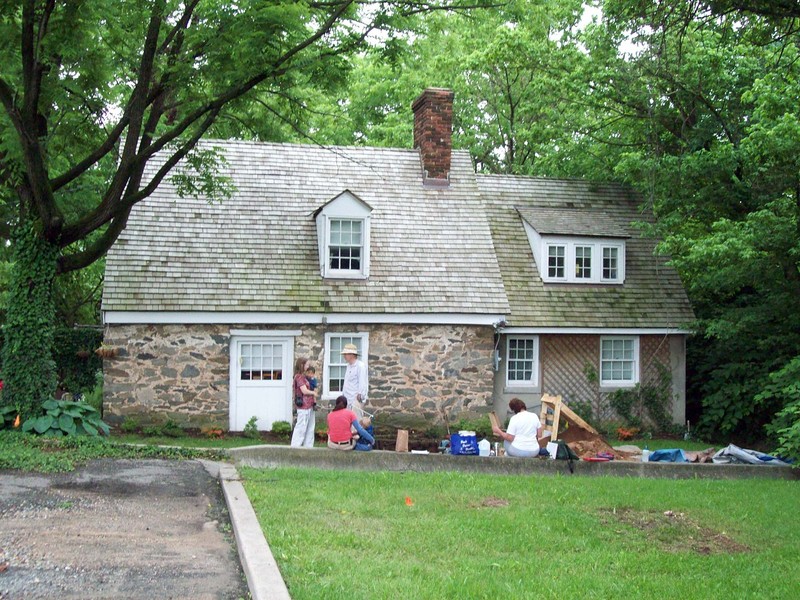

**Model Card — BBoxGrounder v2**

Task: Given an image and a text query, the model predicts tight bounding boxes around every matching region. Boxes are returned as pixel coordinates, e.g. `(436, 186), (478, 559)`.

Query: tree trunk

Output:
(1, 219), (59, 420)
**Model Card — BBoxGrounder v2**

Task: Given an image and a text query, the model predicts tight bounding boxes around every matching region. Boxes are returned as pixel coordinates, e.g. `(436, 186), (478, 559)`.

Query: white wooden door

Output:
(229, 337), (292, 431)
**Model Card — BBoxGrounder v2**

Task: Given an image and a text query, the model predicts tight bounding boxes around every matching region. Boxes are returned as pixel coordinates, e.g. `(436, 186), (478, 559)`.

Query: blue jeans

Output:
(352, 419), (374, 451)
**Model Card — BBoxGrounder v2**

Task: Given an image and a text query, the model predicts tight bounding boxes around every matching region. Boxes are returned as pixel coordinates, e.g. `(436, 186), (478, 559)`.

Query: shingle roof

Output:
(516, 206), (630, 238)
(479, 175), (694, 329)
(103, 141), (694, 329)
(102, 140), (510, 314)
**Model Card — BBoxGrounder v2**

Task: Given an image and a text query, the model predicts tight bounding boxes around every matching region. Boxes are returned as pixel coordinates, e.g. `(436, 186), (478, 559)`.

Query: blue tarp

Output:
(648, 448), (688, 463)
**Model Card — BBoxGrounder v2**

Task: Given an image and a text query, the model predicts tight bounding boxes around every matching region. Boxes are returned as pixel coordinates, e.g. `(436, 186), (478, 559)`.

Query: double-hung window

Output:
(323, 333), (369, 399)
(505, 336), (539, 388)
(547, 245), (566, 279)
(315, 191), (371, 279)
(602, 246), (619, 280)
(329, 219), (363, 272)
(600, 336), (639, 387)
(575, 245), (592, 279)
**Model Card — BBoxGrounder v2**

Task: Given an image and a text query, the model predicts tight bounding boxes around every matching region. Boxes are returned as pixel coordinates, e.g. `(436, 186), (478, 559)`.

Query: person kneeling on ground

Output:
(327, 395), (375, 451)
(491, 397), (542, 458)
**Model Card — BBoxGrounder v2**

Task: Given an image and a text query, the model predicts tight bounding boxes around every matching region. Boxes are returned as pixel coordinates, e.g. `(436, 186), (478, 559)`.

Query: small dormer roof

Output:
(516, 206), (631, 239)
(313, 189), (373, 218)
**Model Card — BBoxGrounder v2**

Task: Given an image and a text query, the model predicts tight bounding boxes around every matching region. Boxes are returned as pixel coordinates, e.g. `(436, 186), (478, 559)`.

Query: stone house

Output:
(101, 88), (694, 431)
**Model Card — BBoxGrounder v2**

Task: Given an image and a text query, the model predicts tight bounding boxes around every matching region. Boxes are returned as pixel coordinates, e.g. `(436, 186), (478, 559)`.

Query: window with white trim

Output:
(329, 218), (363, 272)
(315, 191), (371, 279)
(323, 333), (369, 399)
(602, 246), (619, 280)
(540, 237), (625, 284)
(575, 245), (592, 279)
(505, 335), (539, 387)
(547, 245), (565, 279)
(600, 336), (639, 387)
(239, 342), (284, 381)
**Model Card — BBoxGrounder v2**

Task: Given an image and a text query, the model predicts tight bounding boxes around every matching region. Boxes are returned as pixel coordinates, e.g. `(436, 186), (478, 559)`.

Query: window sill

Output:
(600, 382), (638, 391)
(503, 385), (540, 394)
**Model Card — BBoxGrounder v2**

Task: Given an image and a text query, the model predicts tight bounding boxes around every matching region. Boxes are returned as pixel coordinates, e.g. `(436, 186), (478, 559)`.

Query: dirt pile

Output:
(559, 424), (639, 461)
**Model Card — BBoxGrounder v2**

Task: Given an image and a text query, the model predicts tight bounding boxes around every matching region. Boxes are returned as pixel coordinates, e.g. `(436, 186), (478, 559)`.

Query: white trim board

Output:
(501, 327), (692, 335)
(103, 311), (506, 326)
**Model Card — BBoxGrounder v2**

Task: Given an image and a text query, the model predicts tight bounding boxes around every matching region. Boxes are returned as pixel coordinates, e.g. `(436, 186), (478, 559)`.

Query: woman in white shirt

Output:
(491, 398), (542, 458)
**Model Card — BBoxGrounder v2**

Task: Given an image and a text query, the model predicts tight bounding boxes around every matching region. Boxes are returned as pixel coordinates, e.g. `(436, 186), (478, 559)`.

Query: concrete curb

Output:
(228, 444), (799, 481)
(216, 462), (292, 600)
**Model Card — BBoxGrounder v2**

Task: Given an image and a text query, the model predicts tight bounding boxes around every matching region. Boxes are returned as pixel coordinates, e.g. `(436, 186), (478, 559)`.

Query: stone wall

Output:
(102, 324), (232, 427)
(102, 322), (495, 429)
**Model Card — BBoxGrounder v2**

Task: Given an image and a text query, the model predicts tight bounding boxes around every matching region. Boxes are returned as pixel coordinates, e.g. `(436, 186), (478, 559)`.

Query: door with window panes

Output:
(229, 337), (292, 431)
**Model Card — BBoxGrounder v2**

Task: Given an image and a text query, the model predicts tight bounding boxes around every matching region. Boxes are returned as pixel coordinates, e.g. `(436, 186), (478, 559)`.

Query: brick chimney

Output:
(412, 88), (454, 185)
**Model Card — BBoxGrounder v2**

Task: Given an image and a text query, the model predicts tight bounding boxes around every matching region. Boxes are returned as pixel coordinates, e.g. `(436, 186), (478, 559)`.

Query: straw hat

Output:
(340, 343), (359, 356)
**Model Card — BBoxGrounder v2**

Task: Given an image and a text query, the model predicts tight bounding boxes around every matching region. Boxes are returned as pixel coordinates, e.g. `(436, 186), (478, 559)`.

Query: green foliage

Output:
(52, 328), (103, 396)
(452, 416), (493, 439)
(608, 366), (674, 434)
(0, 430), (225, 473)
(243, 416), (261, 439)
(142, 419), (184, 438)
(758, 356), (800, 462)
(20, 399), (109, 437)
(81, 370), (104, 415)
(120, 417), (141, 434)
(1, 222), (59, 420)
(566, 398), (594, 426)
(609, 387), (642, 429)
(270, 420), (292, 437)
(0, 404), (18, 429)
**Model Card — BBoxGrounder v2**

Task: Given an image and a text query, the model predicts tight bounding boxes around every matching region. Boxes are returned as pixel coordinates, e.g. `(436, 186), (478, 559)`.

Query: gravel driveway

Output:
(0, 459), (249, 599)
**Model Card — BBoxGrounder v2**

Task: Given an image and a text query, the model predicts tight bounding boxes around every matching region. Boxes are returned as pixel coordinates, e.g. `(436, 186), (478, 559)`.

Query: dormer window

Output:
(315, 191), (372, 279)
(542, 239), (625, 284)
(518, 206), (629, 285)
(329, 219), (363, 272)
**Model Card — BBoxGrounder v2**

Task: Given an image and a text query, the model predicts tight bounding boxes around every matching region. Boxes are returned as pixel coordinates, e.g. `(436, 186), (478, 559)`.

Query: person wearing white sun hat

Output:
(341, 343), (368, 417)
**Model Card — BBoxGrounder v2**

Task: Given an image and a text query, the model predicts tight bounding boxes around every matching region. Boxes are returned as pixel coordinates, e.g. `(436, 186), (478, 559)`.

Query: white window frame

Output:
(323, 332), (369, 401)
(541, 237), (625, 284)
(505, 335), (539, 388)
(602, 245), (621, 282)
(325, 217), (367, 278)
(546, 244), (567, 281)
(574, 244), (593, 279)
(599, 336), (639, 388)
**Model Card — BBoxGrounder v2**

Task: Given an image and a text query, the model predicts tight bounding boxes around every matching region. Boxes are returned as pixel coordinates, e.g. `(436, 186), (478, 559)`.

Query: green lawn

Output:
(110, 432), (280, 449)
(242, 467), (798, 600)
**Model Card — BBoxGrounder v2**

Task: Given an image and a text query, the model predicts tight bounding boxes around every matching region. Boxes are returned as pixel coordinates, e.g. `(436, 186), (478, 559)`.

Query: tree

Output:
(581, 1), (800, 442)
(0, 0), (490, 419)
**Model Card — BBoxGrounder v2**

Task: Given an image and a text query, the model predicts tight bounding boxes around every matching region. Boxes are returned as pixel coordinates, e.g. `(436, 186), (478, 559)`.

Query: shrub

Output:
(80, 370), (104, 415)
(20, 399), (109, 437)
(758, 356), (800, 462)
(0, 405), (19, 430)
(270, 420), (292, 437)
(120, 417), (140, 433)
(243, 416), (261, 439)
(452, 417), (493, 439)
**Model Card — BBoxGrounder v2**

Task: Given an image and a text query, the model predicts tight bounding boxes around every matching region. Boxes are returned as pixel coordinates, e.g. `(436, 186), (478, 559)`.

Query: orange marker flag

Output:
(405, 496), (414, 506)
(13, 414), (20, 428)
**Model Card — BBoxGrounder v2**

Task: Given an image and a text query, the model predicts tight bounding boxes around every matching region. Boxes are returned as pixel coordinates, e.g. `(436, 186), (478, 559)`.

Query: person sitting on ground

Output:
(491, 397), (542, 458)
(327, 395), (375, 451)
(352, 416), (374, 451)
